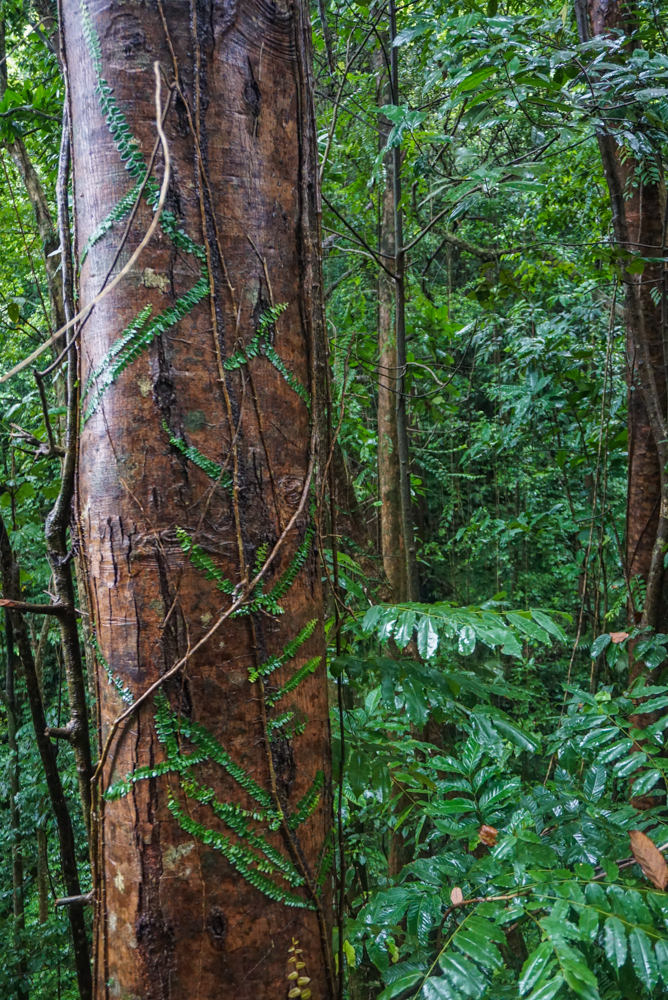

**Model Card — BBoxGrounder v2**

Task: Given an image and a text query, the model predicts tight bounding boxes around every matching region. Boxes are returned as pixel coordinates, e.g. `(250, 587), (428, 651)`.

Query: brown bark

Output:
(37, 825), (50, 924)
(579, 0), (668, 635)
(7, 137), (66, 334)
(376, 41), (408, 601)
(4, 611), (29, 1000)
(63, 2), (332, 998)
(623, 167), (667, 629)
(0, 517), (93, 1000)
(377, 151), (408, 599)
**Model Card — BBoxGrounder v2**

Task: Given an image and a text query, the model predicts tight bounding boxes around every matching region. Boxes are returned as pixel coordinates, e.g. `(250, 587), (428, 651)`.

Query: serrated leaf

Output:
(603, 916), (627, 969)
(630, 927), (659, 989)
(519, 940), (553, 995)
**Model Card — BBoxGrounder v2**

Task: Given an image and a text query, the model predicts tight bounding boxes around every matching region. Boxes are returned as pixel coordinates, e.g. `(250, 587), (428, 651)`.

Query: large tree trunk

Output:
(62, 2), (332, 998)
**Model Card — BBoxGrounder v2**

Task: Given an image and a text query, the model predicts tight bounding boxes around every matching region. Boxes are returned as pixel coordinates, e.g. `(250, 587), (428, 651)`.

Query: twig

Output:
(0, 63), (172, 384)
(0, 598), (75, 618)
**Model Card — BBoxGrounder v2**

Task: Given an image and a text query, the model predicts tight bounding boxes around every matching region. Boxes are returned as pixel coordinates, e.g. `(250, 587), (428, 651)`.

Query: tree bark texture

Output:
(389, 0), (419, 601)
(62, 2), (331, 999)
(375, 41), (408, 601)
(5, 611), (29, 1000)
(622, 168), (667, 628)
(581, 0), (668, 634)
(0, 516), (93, 1000)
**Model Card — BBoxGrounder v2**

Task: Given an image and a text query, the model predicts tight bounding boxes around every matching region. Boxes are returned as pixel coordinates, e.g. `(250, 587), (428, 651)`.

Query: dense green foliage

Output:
(1, 0), (668, 997)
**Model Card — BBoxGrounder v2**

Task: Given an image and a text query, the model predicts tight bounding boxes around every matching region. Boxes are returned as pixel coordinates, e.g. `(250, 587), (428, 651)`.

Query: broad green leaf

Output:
(501, 632), (523, 658)
(613, 751), (647, 777)
(597, 739), (634, 764)
(378, 608), (398, 642)
(603, 916), (627, 969)
(440, 952), (487, 998)
(454, 924), (502, 970)
(506, 611), (551, 645)
(403, 675), (429, 727)
(578, 907), (598, 941)
(583, 764), (607, 801)
(590, 633), (612, 658)
(365, 686), (382, 716)
(579, 726), (619, 749)
(455, 66), (496, 93)
(489, 717), (539, 752)
(631, 768), (661, 796)
(630, 927), (658, 990)
(560, 955), (599, 999)
(417, 615), (439, 659)
(407, 893), (440, 948)
(519, 940), (553, 995)
(394, 610), (416, 649)
(362, 605), (384, 632)
(531, 609), (568, 642)
(422, 976), (461, 1000)
(458, 624), (476, 655)
(348, 749), (371, 797)
(655, 939), (668, 985)
(378, 971), (423, 999)
(526, 977), (564, 1000)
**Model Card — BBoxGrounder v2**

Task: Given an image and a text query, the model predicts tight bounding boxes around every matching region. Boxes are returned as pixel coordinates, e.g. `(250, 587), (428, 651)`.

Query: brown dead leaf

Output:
(629, 829), (668, 889)
(450, 887), (464, 905)
(610, 631), (629, 644)
(478, 824), (498, 847)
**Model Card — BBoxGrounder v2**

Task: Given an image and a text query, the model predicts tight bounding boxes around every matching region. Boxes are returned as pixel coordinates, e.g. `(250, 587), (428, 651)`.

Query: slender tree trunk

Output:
(0, 17), (65, 338)
(578, 0), (668, 637)
(63, 2), (332, 998)
(389, 0), (419, 601)
(622, 167), (667, 631)
(37, 825), (50, 924)
(0, 518), (92, 1000)
(5, 611), (29, 1000)
(376, 41), (408, 600)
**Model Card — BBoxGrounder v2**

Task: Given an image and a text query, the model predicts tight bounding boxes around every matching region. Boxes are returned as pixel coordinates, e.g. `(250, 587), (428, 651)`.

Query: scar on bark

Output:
(244, 56), (261, 134)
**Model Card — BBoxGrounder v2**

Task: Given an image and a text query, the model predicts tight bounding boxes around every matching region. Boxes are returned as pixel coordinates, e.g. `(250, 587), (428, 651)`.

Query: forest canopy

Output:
(1, 0), (668, 999)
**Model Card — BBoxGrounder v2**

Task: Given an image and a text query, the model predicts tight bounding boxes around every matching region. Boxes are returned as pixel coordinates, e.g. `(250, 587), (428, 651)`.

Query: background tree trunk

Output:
(578, 0), (668, 636)
(63, 2), (332, 998)
(5, 611), (28, 1000)
(376, 41), (408, 601)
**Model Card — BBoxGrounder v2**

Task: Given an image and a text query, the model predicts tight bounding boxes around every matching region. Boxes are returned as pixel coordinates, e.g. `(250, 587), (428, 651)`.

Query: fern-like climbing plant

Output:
(64, 1), (332, 998)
